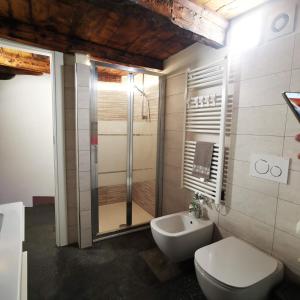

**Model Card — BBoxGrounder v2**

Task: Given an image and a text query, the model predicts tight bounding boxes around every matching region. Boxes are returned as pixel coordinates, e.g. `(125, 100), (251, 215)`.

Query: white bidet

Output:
(150, 211), (213, 262)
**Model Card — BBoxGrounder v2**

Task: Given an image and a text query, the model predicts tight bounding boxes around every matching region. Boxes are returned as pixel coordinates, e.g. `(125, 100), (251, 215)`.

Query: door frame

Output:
(0, 38), (68, 246)
(90, 60), (165, 241)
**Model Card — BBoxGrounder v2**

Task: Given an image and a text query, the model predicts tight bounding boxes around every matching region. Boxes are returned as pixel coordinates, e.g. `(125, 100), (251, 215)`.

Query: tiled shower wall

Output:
(163, 0), (300, 281)
(64, 54), (78, 244)
(63, 54), (92, 248)
(76, 62), (92, 248)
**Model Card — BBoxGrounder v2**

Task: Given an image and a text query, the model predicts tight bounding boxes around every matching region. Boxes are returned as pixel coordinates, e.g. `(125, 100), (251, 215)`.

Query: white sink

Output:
(0, 202), (25, 300)
(151, 211), (213, 262)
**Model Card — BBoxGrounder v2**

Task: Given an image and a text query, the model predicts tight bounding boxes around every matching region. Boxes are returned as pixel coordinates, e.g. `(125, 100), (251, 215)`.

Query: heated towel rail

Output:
(182, 58), (229, 205)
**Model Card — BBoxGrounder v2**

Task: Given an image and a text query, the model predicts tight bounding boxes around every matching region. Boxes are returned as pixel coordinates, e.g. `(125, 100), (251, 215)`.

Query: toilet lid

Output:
(194, 237), (278, 288)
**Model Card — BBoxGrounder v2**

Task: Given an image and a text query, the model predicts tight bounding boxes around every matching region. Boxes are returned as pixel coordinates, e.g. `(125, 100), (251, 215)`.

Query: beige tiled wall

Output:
(63, 55), (92, 248)
(64, 54), (78, 244)
(162, 0), (300, 282)
(76, 62), (92, 248)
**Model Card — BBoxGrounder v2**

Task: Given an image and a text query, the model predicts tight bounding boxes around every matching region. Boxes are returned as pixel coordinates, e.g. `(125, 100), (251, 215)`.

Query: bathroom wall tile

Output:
(65, 109), (75, 130)
(285, 108), (300, 137)
(64, 53), (75, 65)
(80, 226), (92, 248)
(162, 182), (190, 214)
(166, 74), (185, 96)
(99, 172), (126, 187)
(77, 86), (90, 109)
(78, 109), (90, 130)
(278, 170), (300, 205)
(75, 54), (90, 65)
(64, 87), (75, 109)
(64, 65), (75, 88)
(163, 165), (182, 187)
(227, 159), (279, 197)
(240, 35), (294, 80)
(66, 150), (76, 171)
(133, 135), (157, 170)
(164, 130), (184, 151)
(98, 121), (127, 135)
(276, 199), (300, 239)
(133, 121), (157, 135)
(283, 137), (300, 171)
(99, 169), (155, 187)
(219, 207), (274, 253)
(76, 64), (90, 87)
(66, 186), (77, 208)
(78, 130), (90, 151)
(68, 225), (77, 244)
(272, 229), (300, 277)
(165, 93), (185, 114)
(164, 147), (182, 168)
(65, 130), (76, 151)
(203, 203), (219, 224)
(79, 171), (91, 191)
(66, 169), (76, 188)
(233, 105), (287, 136)
(237, 71), (291, 108)
(78, 150), (90, 172)
(80, 210), (92, 229)
(67, 207), (77, 227)
(214, 225), (233, 241)
(80, 191), (91, 211)
(226, 184), (277, 226)
(133, 168), (155, 182)
(98, 135), (127, 172)
(290, 68), (300, 90)
(165, 112), (184, 131)
(292, 33), (300, 69)
(230, 134), (284, 162)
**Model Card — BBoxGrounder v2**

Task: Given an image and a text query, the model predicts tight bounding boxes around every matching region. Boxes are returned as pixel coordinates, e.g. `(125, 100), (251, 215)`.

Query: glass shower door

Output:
(91, 63), (159, 238)
(96, 68), (130, 234)
(131, 73), (159, 225)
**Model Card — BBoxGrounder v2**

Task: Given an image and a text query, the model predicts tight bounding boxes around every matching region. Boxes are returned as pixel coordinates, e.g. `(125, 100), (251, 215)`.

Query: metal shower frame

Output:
(90, 60), (165, 242)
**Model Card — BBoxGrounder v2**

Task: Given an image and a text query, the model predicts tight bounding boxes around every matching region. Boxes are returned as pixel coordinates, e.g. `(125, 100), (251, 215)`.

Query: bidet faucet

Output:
(189, 192), (204, 218)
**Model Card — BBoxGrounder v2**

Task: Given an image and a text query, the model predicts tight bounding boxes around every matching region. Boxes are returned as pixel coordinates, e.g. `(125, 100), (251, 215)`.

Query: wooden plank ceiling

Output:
(97, 66), (128, 83)
(0, 0), (229, 70)
(192, 0), (270, 19)
(0, 1), (267, 70)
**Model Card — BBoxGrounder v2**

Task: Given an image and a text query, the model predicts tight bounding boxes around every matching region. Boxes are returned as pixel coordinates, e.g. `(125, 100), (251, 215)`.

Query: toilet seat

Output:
(195, 260), (241, 290)
(194, 237), (279, 288)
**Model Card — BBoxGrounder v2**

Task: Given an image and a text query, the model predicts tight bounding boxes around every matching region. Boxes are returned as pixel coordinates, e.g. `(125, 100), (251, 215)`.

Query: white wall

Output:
(0, 74), (55, 206)
(163, 0), (300, 282)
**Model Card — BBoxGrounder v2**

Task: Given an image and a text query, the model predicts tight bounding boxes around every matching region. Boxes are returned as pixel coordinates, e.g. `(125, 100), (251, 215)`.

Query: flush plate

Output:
(249, 154), (290, 184)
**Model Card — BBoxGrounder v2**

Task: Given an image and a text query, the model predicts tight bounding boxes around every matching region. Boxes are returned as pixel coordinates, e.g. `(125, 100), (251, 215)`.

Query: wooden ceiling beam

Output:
(0, 16), (163, 70)
(131, 0), (229, 46)
(0, 47), (50, 74)
(0, 65), (43, 76)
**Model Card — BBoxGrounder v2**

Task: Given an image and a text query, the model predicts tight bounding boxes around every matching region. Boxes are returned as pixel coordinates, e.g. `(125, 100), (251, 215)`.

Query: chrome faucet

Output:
(189, 192), (204, 218)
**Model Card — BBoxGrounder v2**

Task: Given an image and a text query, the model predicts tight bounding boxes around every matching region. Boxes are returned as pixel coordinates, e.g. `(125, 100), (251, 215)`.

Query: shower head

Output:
(133, 85), (146, 97)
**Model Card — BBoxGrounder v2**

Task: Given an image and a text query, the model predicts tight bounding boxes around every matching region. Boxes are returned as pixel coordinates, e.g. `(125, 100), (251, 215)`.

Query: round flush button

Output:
(255, 159), (269, 174)
(270, 166), (282, 177)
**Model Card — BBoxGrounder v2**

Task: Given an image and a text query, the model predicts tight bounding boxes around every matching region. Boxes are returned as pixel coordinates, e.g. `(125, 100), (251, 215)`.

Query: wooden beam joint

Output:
(132, 0), (229, 46)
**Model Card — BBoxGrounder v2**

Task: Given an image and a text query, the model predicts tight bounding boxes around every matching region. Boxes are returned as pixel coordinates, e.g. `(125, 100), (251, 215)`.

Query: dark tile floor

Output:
(24, 205), (207, 300)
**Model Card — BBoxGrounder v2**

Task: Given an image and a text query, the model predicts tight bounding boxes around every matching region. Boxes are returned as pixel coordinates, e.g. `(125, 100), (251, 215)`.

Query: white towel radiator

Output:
(181, 58), (229, 205)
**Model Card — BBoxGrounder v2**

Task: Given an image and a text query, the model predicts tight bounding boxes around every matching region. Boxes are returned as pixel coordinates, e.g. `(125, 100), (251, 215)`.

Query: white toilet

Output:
(194, 237), (283, 300)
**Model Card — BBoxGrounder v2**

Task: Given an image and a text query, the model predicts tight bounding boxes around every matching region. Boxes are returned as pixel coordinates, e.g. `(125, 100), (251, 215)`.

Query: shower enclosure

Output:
(91, 62), (163, 239)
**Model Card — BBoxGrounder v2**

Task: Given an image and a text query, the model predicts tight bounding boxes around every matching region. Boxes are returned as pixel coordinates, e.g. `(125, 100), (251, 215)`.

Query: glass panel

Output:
(96, 68), (129, 234)
(132, 73), (159, 225)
